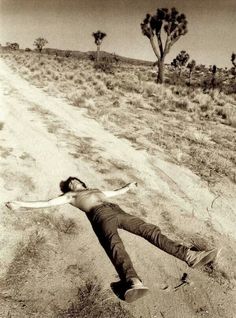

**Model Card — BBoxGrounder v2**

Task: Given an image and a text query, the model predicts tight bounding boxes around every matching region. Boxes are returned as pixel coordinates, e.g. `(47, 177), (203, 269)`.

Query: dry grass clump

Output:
(5, 231), (45, 287)
(68, 91), (88, 107)
(80, 83), (96, 98)
(65, 72), (74, 81)
(127, 94), (145, 108)
(143, 82), (159, 97)
(223, 105), (236, 128)
(105, 78), (116, 90)
(173, 97), (190, 110)
(53, 215), (78, 234)
(57, 279), (135, 318)
(93, 80), (107, 96)
(74, 75), (84, 85)
(187, 145), (235, 182)
(33, 212), (78, 235)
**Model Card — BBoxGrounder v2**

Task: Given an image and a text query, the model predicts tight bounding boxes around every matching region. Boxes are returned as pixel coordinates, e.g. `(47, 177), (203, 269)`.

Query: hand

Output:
(128, 182), (138, 190)
(5, 201), (21, 211)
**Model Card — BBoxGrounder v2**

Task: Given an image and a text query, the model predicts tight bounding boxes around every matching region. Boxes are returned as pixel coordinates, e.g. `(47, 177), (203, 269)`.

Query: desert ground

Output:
(0, 51), (236, 318)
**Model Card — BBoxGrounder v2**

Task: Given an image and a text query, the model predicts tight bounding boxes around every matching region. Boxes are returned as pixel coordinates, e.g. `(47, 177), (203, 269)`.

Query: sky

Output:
(0, 0), (235, 67)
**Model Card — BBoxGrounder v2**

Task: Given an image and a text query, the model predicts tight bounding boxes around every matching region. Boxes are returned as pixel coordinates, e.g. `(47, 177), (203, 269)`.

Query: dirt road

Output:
(0, 59), (235, 317)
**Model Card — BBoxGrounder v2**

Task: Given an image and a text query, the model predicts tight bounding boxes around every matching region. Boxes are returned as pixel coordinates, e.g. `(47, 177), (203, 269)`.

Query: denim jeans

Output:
(86, 202), (188, 282)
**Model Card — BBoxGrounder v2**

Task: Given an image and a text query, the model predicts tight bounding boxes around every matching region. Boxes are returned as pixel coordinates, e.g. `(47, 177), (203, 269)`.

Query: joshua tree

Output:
(210, 65), (217, 90)
(92, 30), (106, 62)
(230, 53), (236, 78)
(33, 37), (48, 53)
(231, 52), (236, 67)
(171, 50), (190, 76)
(141, 7), (188, 83)
(187, 59), (196, 85)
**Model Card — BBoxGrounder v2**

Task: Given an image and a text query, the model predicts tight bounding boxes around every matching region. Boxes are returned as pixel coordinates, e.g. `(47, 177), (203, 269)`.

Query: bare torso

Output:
(70, 189), (107, 213)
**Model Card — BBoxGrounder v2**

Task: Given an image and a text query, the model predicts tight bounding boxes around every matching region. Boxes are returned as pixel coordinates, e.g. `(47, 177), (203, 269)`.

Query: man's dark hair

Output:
(60, 177), (87, 193)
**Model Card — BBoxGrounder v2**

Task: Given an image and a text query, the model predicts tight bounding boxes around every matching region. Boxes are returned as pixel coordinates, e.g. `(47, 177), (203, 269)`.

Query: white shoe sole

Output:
(124, 286), (149, 303)
(192, 248), (221, 268)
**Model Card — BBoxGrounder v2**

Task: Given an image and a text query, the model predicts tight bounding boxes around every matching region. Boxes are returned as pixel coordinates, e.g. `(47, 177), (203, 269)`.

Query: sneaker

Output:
(186, 248), (220, 268)
(124, 278), (149, 303)
(127, 277), (144, 289)
(111, 278), (149, 303)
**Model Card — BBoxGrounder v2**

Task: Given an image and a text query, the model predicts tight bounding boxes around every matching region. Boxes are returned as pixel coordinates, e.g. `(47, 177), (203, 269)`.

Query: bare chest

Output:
(72, 190), (106, 212)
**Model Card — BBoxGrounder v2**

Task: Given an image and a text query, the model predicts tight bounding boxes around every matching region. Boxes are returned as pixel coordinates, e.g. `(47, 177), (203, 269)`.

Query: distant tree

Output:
(231, 52), (236, 67)
(112, 52), (120, 64)
(210, 65), (217, 90)
(195, 64), (206, 72)
(186, 59), (196, 85)
(171, 50), (190, 76)
(6, 42), (19, 50)
(141, 7), (188, 83)
(92, 30), (106, 62)
(33, 37), (48, 53)
(65, 50), (71, 58)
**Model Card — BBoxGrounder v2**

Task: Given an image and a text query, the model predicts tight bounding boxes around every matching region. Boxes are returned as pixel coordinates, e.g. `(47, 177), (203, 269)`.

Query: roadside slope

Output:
(0, 59), (235, 318)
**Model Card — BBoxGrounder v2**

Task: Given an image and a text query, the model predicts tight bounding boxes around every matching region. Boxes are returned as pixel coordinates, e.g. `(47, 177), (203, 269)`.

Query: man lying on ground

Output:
(6, 177), (219, 302)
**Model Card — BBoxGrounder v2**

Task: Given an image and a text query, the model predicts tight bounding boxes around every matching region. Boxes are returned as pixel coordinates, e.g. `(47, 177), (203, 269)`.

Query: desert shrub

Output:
(33, 212), (78, 234)
(188, 146), (234, 182)
(53, 72), (59, 81)
(53, 215), (78, 234)
(225, 107), (236, 127)
(143, 82), (158, 97)
(117, 79), (141, 93)
(112, 99), (120, 107)
(174, 98), (189, 110)
(128, 95), (145, 108)
(68, 91), (87, 107)
(57, 279), (134, 318)
(74, 77), (84, 85)
(80, 83), (96, 98)
(94, 80), (107, 95)
(105, 78), (116, 90)
(65, 72), (74, 80)
(94, 57), (115, 74)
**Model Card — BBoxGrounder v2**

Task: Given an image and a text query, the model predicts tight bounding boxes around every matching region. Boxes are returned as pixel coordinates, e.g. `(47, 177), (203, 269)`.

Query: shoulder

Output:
(63, 191), (77, 200)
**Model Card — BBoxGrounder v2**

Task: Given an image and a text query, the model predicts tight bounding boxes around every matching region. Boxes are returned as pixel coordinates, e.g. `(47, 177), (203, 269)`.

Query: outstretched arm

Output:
(5, 193), (73, 211)
(102, 182), (137, 198)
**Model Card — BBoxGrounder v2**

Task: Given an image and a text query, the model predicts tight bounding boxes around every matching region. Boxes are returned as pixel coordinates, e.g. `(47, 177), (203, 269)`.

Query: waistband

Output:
(89, 202), (118, 213)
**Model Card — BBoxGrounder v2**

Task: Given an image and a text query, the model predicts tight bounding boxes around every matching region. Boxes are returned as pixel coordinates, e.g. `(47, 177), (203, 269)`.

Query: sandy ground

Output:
(0, 59), (236, 317)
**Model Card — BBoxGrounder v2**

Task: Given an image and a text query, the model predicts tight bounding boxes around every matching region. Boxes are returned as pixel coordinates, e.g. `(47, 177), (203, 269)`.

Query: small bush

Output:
(143, 82), (158, 97)
(94, 57), (115, 74)
(34, 212), (78, 235)
(57, 279), (134, 318)
(54, 215), (78, 234)
(174, 98), (189, 110)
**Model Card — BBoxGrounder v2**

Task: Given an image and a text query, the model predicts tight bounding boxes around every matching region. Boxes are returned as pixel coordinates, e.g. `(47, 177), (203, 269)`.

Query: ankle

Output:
(128, 277), (143, 287)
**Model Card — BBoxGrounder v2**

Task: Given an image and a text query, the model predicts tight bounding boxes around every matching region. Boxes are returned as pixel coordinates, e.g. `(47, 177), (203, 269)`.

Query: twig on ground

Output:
(211, 194), (220, 208)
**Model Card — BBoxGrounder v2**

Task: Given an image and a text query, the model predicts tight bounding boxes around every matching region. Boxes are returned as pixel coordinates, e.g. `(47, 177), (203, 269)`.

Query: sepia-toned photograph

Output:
(0, 0), (236, 317)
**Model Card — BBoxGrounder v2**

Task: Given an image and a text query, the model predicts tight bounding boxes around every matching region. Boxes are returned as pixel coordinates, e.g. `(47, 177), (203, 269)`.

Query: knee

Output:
(139, 222), (161, 238)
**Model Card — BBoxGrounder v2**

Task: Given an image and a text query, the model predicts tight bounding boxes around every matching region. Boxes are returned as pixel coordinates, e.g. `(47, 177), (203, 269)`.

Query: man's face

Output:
(69, 179), (84, 191)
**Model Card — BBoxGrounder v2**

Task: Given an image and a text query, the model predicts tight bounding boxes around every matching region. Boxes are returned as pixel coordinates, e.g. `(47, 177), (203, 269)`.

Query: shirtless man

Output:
(6, 177), (219, 302)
